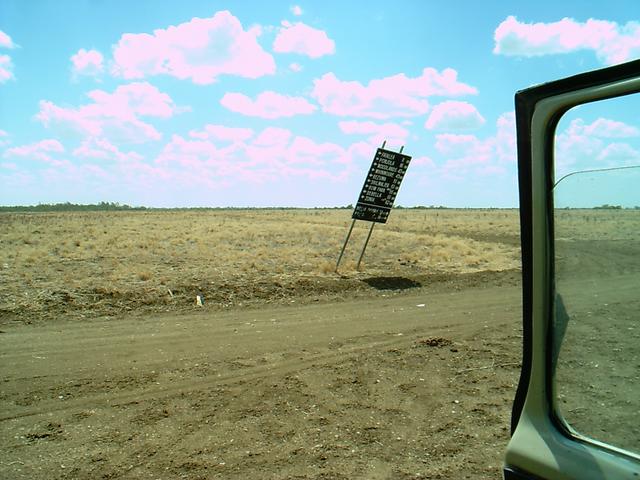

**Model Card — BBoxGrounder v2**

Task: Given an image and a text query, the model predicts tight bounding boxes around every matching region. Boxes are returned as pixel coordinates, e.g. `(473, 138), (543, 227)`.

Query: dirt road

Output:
(1, 283), (522, 479)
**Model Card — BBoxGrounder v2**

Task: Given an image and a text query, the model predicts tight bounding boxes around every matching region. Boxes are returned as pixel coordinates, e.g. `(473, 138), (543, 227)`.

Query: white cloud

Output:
(189, 124), (254, 143)
(434, 112), (516, 177)
(35, 82), (181, 144)
(111, 11), (275, 84)
(311, 68), (477, 119)
(290, 5), (303, 16)
(567, 118), (640, 138)
(253, 127), (292, 147)
(0, 129), (9, 148)
(73, 137), (143, 162)
(596, 142), (640, 164)
(425, 101), (485, 131)
(0, 54), (14, 83)
(554, 117), (640, 172)
(0, 30), (16, 82)
(495, 112), (516, 163)
(0, 30), (14, 49)
(220, 91), (317, 119)
(273, 21), (335, 58)
(494, 16), (640, 65)
(4, 139), (65, 164)
(154, 125), (360, 185)
(71, 49), (104, 78)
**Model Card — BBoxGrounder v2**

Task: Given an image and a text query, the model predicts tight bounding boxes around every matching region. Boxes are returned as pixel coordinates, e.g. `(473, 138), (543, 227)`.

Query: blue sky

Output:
(0, 0), (639, 207)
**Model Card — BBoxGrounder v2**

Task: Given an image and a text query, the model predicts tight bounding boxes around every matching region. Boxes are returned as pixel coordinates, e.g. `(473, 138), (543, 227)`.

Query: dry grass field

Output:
(2, 207), (637, 479)
(0, 208), (521, 325)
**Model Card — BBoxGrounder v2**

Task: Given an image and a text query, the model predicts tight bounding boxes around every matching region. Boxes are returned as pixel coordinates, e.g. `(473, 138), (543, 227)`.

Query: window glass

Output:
(552, 94), (640, 453)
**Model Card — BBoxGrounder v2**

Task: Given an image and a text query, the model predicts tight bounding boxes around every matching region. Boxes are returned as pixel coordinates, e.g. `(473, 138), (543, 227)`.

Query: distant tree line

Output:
(593, 204), (623, 210)
(0, 202), (147, 212)
(0, 202), (539, 212)
(591, 204), (640, 210)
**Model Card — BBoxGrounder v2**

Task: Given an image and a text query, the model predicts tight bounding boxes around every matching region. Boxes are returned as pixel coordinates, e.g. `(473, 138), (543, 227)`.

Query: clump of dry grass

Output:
(137, 271), (152, 281)
(316, 260), (335, 274)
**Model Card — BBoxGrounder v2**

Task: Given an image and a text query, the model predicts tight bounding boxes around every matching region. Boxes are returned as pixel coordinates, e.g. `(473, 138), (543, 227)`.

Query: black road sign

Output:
(352, 148), (412, 223)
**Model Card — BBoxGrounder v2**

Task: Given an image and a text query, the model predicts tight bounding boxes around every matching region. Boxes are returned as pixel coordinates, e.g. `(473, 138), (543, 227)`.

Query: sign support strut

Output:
(335, 219), (356, 273)
(356, 222), (375, 270)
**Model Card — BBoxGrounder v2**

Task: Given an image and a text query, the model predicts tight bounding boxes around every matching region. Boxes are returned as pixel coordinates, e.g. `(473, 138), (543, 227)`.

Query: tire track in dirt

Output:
(0, 286), (519, 357)
(0, 325), (490, 421)
(0, 287), (521, 422)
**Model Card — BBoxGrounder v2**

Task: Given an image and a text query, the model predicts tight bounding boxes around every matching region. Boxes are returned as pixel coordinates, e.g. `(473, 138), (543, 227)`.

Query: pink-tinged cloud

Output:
(290, 5), (303, 16)
(244, 132), (350, 179)
(567, 118), (640, 138)
(156, 135), (221, 170)
(425, 101), (485, 131)
(311, 68), (477, 119)
(220, 91), (317, 118)
(273, 21), (335, 58)
(442, 155), (491, 177)
(253, 127), (293, 146)
(495, 112), (516, 163)
(154, 126), (359, 185)
(556, 129), (603, 172)
(112, 10), (276, 84)
(596, 142), (640, 164)
(0, 54), (14, 83)
(87, 82), (179, 118)
(73, 137), (143, 162)
(71, 48), (104, 77)
(0, 30), (14, 49)
(289, 62), (303, 72)
(0, 129), (9, 147)
(556, 116), (640, 172)
(4, 139), (65, 163)
(157, 134), (264, 181)
(435, 133), (478, 155)
(287, 136), (345, 165)
(494, 16), (640, 65)
(189, 124), (254, 142)
(412, 156), (436, 168)
(35, 82), (180, 143)
(434, 112), (517, 176)
(338, 120), (409, 146)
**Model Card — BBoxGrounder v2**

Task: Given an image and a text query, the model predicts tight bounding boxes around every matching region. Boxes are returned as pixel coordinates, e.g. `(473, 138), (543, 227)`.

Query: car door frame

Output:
(505, 59), (640, 480)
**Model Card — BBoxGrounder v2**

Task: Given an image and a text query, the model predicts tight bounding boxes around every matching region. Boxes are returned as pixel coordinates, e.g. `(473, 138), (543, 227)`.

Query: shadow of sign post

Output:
(335, 141), (412, 272)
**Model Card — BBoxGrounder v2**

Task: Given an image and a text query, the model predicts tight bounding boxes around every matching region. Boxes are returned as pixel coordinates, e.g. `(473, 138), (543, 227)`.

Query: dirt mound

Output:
(1, 269), (521, 325)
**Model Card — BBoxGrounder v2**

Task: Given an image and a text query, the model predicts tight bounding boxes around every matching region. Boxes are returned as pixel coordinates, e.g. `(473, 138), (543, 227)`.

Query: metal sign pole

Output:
(335, 219), (356, 273)
(356, 222), (375, 271)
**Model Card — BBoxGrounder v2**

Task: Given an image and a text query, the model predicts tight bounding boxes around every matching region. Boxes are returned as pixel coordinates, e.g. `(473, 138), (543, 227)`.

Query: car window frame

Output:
(505, 59), (640, 480)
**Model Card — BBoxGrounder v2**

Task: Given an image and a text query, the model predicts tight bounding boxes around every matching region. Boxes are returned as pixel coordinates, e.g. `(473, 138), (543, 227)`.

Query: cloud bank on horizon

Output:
(494, 16), (640, 65)
(0, 2), (639, 208)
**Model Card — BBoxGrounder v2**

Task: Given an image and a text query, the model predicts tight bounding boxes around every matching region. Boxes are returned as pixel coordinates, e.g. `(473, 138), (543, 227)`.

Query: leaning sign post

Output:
(335, 141), (412, 272)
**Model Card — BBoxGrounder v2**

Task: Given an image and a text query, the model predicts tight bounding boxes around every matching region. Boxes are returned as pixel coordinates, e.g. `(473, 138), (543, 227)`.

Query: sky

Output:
(0, 1), (639, 208)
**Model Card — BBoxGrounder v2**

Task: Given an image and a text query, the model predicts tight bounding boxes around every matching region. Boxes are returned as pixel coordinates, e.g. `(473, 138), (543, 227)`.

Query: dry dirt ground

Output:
(0, 275), (522, 480)
(3, 208), (635, 479)
(0, 209), (527, 479)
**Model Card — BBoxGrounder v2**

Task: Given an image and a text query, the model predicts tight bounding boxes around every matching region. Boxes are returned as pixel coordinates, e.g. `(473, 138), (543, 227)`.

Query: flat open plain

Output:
(1, 208), (636, 478)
